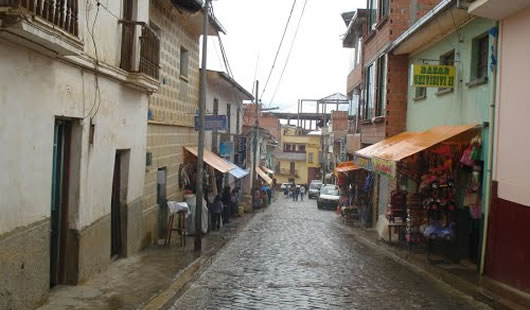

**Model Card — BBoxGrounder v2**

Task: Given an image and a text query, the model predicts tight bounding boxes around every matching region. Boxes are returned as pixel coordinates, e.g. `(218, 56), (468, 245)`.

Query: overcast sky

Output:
(207, 0), (366, 113)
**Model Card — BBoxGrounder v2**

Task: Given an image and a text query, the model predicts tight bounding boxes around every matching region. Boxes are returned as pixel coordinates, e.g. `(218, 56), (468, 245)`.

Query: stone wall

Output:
(0, 220), (49, 310)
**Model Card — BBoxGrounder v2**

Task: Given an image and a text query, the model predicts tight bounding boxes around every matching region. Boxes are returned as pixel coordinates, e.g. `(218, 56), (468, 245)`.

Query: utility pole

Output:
(195, 0), (209, 252)
(251, 80), (259, 209)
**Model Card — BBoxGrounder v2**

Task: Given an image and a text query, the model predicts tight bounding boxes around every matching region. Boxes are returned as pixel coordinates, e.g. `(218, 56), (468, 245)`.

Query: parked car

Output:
(317, 184), (340, 210)
(308, 181), (322, 199)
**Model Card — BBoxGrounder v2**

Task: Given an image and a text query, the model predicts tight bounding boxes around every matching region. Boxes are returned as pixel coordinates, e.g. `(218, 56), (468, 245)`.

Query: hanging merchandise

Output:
(388, 190), (407, 223)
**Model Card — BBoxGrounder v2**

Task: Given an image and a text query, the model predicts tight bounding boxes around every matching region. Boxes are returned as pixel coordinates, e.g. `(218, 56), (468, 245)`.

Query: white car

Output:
(317, 185), (340, 210)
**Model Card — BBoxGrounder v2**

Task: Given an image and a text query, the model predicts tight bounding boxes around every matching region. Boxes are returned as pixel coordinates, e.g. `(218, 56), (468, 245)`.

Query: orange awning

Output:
(184, 146), (234, 173)
(260, 166), (274, 175)
(256, 167), (273, 185)
(334, 161), (360, 174)
(375, 124), (478, 162)
(355, 131), (420, 159)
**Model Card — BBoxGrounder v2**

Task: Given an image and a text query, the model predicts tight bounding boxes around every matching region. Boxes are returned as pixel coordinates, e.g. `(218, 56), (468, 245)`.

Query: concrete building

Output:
(0, 0), (159, 308)
(342, 0), (442, 227)
(469, 0), (530, 295)
(390, 0), (496, 266)
(275, 126), (321, 185)
(204, 69), (253, 186)
(142, 1), (224, 247)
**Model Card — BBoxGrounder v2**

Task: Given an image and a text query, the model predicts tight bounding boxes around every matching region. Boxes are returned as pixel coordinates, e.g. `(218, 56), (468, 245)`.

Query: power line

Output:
(269, 0), (308, 106)
(260, 0), (298, 99)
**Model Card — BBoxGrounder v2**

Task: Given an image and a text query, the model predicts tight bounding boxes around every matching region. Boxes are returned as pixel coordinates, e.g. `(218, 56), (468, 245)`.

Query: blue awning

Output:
(222, 159), (249, 179)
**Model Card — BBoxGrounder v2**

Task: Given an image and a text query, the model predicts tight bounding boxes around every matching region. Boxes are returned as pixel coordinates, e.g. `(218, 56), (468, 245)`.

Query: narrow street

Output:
(169, 196), (488, 309)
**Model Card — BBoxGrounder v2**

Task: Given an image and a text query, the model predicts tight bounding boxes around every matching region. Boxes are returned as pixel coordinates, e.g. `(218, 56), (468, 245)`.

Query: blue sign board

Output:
(194, 115), (227, 131)
(220, 142), (233, 158)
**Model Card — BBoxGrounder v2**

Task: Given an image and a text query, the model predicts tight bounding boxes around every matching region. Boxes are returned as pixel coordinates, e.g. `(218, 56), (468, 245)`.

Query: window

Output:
(299, 145), (306, 152)
(180, 47), (189, 79)
(415, 87), (426, 100)
(473, 35), (489, 80)
(379, 0), (389, 20)
(227, 104), (231, 134)
(375, 55), (386, 117)
(368, 0), (378, 31)
(363, 63), (375, 120)
(356, 37), (363, 65)
(308, 153), (313, 163)
(439, 50), (455, 92)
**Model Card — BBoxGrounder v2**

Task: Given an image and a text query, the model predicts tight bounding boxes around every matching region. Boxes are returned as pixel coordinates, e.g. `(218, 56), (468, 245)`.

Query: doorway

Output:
(111, 152), (122, 258)
(157, 167), (167, 239)
(50, 119), (72, 287)
(111, 150), (130, 259)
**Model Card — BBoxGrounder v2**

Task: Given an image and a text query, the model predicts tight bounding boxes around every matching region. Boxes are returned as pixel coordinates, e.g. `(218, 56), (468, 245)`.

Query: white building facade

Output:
(0, 1), (158, 308)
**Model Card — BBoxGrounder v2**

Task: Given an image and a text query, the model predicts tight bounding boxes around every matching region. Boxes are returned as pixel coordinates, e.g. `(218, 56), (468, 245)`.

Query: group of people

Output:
(253, 181), (273, 209)
(284, 184), (307, 201)
(209, 186), (240, 231)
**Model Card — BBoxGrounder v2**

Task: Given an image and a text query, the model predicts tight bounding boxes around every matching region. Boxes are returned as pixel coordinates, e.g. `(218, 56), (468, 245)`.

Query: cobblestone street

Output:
(169, 196), (489, 309)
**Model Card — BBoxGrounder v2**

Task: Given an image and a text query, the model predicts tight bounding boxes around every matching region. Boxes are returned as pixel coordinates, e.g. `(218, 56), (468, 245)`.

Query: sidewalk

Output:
(38, 211), (256, 310)
(334, 217), (530, 310)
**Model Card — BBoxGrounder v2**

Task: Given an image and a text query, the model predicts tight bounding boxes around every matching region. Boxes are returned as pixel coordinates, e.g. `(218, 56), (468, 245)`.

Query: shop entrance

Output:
(50, 119), (72, 287)
(157, 167), (167, 239)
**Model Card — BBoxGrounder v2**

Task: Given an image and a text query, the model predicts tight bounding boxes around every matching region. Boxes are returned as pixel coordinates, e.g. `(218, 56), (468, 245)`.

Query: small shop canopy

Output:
(260, 166), (275, 175)
(370, 124), (478, 177)
(334, 161), (360, 174)
(184, 146), (234, 173)
(355, 131), (419, 159)
(375, 124), (478, 162)
(222, 159), (249, 179)
(256, 167), (273, 185)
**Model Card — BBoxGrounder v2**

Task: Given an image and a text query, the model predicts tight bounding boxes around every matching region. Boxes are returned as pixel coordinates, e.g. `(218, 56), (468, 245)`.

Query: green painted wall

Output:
(406, 17), (495, 131)
(406, 17), (496, 215)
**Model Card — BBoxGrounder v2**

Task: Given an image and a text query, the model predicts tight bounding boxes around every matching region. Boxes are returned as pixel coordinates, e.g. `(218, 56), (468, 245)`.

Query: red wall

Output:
(486, 181), (530, 293)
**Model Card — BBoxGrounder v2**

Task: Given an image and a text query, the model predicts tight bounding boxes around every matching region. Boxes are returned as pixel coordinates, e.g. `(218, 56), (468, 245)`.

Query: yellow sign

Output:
(413, 64), (456, 88)
(371, 157), (396, 178)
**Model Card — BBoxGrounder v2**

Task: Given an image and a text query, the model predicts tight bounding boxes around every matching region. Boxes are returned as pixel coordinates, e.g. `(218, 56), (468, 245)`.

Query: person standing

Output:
(211, 195), (223, 231)
(295, 185), (300, 201)
(300, 184), (306, 201)
(221, 186), (232, 225)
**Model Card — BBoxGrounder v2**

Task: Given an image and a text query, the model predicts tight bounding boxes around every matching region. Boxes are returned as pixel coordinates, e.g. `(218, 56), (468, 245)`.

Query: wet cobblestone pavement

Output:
(169, 196), (489, 309)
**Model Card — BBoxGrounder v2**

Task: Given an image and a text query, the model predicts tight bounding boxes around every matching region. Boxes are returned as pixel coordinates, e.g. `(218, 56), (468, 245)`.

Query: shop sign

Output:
(371, 157), (396, 178)
(340, 137), (347, 162)
(235, 136), (247, 167)
(220, 142), (233, 158)
(194, 115), (227, 131)
(354, 156), (371, 171)
(412, 64), (456, 88)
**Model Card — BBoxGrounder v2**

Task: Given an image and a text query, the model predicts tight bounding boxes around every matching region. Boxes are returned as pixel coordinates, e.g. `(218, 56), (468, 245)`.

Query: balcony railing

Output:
(277, 168), (298, 177)
(0, 0), (78, 36)
(120, 20), (160, 80)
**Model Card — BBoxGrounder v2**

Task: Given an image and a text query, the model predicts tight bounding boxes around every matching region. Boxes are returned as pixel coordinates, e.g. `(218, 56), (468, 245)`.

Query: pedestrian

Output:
(291, 185), (296, 201)
(211, 195), (223, 230)
(222, 186), (232, 225)
(295, 185), (300, 201)
(231, 187), (239, 217)
(300, 184), (305, 201)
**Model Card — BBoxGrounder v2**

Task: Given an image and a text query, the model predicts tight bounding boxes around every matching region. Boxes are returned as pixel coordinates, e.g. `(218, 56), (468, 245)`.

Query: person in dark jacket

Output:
(221, 186), (232, 225)
(211, 195), (223, 230)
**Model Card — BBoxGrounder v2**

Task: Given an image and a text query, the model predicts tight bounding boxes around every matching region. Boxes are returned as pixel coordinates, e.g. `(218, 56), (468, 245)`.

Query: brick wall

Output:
(331, 111), (349, 132)
(243, 105), (280, 141)
(390, 0), (442, 41)
(385, 54), (409, 137)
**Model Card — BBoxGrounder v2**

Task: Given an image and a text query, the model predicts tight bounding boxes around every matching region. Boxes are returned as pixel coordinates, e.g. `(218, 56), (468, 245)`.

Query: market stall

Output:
(371, 124), (483, 264)
(182, 146), (236, 233)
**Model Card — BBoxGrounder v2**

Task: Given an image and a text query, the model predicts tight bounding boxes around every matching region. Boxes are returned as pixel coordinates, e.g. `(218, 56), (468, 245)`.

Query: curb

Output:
(333, 219), (525, 310)
(138, 211), (259, 310)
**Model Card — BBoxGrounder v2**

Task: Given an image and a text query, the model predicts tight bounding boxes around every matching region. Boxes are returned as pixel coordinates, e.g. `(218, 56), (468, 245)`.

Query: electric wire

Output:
(268, 0), (308, 106)
(260, 0), (298, 100)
